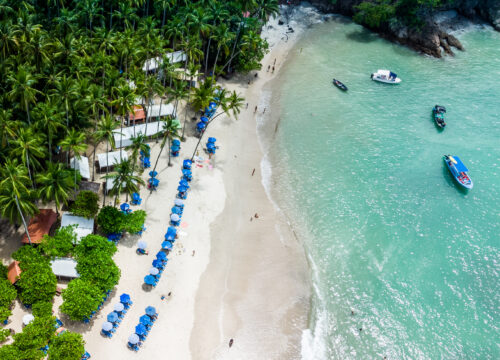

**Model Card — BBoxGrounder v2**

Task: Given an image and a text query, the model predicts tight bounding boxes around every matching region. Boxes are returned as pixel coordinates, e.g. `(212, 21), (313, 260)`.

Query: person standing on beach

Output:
(246, 103), (249, 109)
(263, 108), (266, 114)
(274, 58), (276, 65)
(254, 106), (258, 113)
(267, 65), (270, 72)
(229, 339), (234, 348)
(272, 66), (275, 73)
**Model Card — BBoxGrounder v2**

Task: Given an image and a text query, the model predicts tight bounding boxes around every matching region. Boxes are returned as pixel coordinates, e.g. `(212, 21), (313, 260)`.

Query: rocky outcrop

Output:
(280, 0), (500, 57)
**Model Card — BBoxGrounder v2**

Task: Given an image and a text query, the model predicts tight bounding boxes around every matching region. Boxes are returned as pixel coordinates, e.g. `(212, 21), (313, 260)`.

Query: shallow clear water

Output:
(265, 18), (500, 359)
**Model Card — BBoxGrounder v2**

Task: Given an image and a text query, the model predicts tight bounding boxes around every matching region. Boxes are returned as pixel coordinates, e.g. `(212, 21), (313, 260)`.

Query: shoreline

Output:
(190, 6), (327, 359)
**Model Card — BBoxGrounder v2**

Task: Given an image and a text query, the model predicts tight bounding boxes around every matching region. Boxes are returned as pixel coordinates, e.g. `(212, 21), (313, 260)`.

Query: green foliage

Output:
(0, 279), (17, 320)
(0, 328), (11, 343)
(97, 206), (125, 235)
(70, 190), (99, 219)
(12, 316), (56, 359)
(0, 263), (8, 279)
(354, 0), (396, 28)
(32, 301), (53, 318)
(0, 344), (19, 359)
(60, 279), (102, 321)
(74, 234), (117, 259)
(77, 253), (120, 293)
(48, 331), (85, 360)
(39, 225), (77, 258)
(13, 246), (57, 305)
(123, 210), (147, 234)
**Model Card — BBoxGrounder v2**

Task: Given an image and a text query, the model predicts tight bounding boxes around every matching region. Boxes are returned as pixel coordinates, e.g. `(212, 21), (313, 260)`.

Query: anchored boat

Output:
(444, 155), (473, 189)
(433, 105), (446, 128)
(332, 79), (348, 91)
(371, 69), (401, 84)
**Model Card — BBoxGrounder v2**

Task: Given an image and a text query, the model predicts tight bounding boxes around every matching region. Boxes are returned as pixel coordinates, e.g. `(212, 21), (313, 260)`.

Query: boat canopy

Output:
(389, 72), (397, 79)
(450, 156), (469, 172)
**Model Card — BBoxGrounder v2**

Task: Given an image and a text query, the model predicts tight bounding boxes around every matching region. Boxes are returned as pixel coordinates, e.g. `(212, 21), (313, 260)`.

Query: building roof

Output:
(70, 156), (90, 180)
(142, 51), (187, 71)
(113, 119), (172, 148)
(128, 105), (146, 121)
(7, 261), (21, 284)
(146, 104), (175, 118)
(97, 151), (128, 169)
(50, 258), (79, 278)
(60, 213), (94, 243)
(22, 209), (58, 244)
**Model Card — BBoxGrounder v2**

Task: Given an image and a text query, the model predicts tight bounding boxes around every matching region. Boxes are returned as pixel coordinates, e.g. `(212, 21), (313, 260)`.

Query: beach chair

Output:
(131, 192), (142, 205)
(127, 342), (139, 352)
(81, 351), (91, 360)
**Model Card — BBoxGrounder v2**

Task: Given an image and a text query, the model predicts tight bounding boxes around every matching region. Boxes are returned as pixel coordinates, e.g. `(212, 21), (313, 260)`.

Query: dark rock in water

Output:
(278, 19), (284, 25)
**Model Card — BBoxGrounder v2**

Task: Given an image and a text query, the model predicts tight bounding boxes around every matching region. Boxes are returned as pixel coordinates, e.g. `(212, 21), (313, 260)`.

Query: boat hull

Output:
(444, 157), (473, 189)
(333, 79), (348, 91)
(371, 76), (401, 84)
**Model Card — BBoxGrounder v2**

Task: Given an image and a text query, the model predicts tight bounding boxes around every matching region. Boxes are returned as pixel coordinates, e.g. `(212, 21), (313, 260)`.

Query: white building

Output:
(60, 213), (94, 243)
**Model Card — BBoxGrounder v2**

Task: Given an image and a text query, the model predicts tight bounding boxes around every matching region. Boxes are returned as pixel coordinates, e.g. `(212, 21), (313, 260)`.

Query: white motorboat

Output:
(371, 69), (401, 84)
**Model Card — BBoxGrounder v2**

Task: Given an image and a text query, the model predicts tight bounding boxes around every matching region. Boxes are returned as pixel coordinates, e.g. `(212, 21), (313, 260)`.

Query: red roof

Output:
(22, 209), (58, 244)
(7, 261), (21, 284)
(129, 105), (145, 121)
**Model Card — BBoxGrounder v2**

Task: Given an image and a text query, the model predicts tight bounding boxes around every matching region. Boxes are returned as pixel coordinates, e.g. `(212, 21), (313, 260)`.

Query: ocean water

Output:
(263, 18), (500, 359)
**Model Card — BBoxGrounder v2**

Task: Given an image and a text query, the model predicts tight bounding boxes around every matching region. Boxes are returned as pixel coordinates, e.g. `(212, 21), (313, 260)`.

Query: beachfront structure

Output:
(60, 213), (94, 243)
(173, 68), (200, 87)
(70, 156), (90, 181)
(97, 151), (129, 171)
(50, 258), (79, 279)
(105, 177), (138, 194)
(22, 209), (58, 244)
(7, 261), (21, 284)
(142, 51), (186, 72)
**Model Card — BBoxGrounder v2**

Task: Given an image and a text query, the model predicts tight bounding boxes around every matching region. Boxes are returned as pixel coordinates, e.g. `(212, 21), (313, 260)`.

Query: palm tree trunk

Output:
(181, 82), (192, 141)
(15, 195), (31, 245)
(167, 136), (171, 166)
(211, 47), (221, 85)
(26, 153), (33, 187)
(104, 141), (109, 206)
(48, 130), (52, 162)
(25, 100), (31, 125)
(227, 22), (243, 73)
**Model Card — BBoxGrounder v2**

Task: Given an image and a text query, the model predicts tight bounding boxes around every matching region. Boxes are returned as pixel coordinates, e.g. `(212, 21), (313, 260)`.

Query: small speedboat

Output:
(443, 155), (473, 189)
(433, 105), (446, 128)
(371, 69), (401, 84)
(333, 79), (348, 91)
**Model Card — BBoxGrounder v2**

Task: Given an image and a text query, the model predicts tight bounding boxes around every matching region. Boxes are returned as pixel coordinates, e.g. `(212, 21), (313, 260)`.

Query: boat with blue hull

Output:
(444, 155), (473, 189)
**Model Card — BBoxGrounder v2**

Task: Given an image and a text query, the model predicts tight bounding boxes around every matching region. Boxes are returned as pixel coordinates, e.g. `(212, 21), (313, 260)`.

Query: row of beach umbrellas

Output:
(127, 307), (158, 351)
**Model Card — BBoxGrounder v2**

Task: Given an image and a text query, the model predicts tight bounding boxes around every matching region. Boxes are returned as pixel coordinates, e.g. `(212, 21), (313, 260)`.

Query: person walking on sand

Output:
(254, 106), (258, 113)
(274, 58), (276, 65)
(272, 66), (275, 73)
(229, 339), (234, 348)
(263, 108), (266, 114)
(246, 103), (248, 109)
(267, 65), (270, 72)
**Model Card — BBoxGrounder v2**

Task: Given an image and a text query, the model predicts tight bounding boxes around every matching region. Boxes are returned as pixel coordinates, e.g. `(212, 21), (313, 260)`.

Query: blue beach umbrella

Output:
(171, 206), (182, 215)
(144, 275), (156, 285)
(149, 171), (158, 178)
(171, 145), (180, 152)
(139, 315), (152, 326)
(135, 324), (147, 336)
(165, 233), (175, 241)
(107, 312), (118, 323)
(114, 303), (124, 312)
(137, 241), (147, 250)
(170, 214), (180, 222)
(128, 334), (139, 344)
(182, 169), (192, 177)
(174, 199), (184, 207)
(179, 179), (189, 188)
(162, 241), (173, 250)
(197, 122), (205, 131)
(172, 139), (181, 146)
(207, 137), (216, 143)
(166, 226), (177, 235)
(183, 159), (192, 169)
(152, 259), (163, 268)
(120, 294), (131, 303)
(145, 306), (156, 317)
(156, 251), (167, 260)
(120, 203), (130, 211)
(177, 185), (188, 193)
(149, 178), (159, 186)
(200, 116), (209, 124)
(207, 143), (215, 150)
(149, 267), (159, 276)
(102, 322), (113, 331)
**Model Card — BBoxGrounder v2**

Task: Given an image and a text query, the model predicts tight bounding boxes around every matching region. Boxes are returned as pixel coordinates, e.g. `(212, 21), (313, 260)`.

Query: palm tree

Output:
(190, 80), (216, 113)
(60, 129), (88, 193)
(7, 66), (41, 125)
(96, 115), (119, 205)
(143, 75), (163, 136)
(104, 159), (144, 204)
(52, 75), (78, 129)
(33, 100), (64, 162)
(126, 134), (149, 170)
(191, 90), (244, 161)
(10, 127), (46, 185)
(168, 80), (188, 117)
(181, 62), (201, 140)
(151, 117), (180, 194)
(36, 162), (76, 214)
(0, 159), (37, 244)
(0, 108), (18, 148)
(210, 24), (234, 84)
(112, 83), (136, 158)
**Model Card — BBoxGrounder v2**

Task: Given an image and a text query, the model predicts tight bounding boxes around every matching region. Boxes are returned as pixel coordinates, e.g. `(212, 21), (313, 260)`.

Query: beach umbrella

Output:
(144, 275), (156, 286)
(156, 251), (167, 260)
(152, 259), (163, 268)
(135, 324), (147, 336)
(120, 203), (130, 211)
(183, 159), (192, 169)
(120, 293), (131, 303)
(170, 214), (180, 222)
(139, 315), (152, 326)
(167, 226), (177, 235)
(171, 206), (182, 215)
(200, 116), (209, 124)
(208, 137), (216, 143)
(171, 145), (180, 152)
(182, 169), (191, 176)
(164, 233), (175, 241)
(172, 139), (181, 146)
(179, 179), (189, 188)
(177, 185), (188, 193)
(137, 241), (147, 250)
(107, 312), (118, 323)
(102, 322), (113, 331)
(128, 334), (139, 344)
(114, 303), (124, 312)
(23, 314), (34, 325)
(149, 267), (159, 276)
(196, 122), (205, 130)
(174, 199), (184, 207)
(162, 241), (173, 250)
(132, 192), (141, 200)
(145, 306), (157, 317)
(149, 178), (159, 186)
(149, 170), (158, 178)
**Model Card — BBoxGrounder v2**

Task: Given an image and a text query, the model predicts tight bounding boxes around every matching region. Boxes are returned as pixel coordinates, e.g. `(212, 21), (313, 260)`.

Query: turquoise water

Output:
(266, 19), (500, 359)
